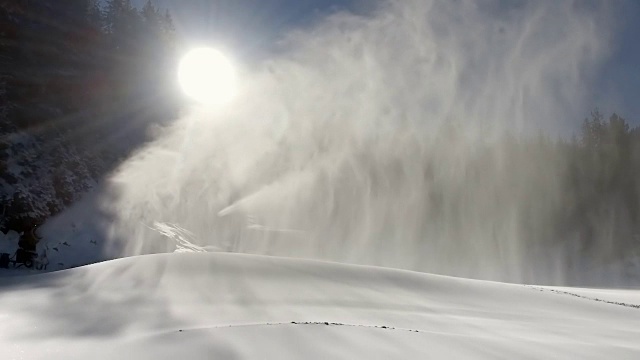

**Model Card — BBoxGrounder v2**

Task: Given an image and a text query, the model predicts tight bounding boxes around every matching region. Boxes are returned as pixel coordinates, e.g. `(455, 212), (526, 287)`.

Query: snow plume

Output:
(97, 0), (610, 283)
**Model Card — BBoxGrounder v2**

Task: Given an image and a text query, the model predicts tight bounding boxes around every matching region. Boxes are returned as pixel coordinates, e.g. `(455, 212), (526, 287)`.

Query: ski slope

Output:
(0, 252), (639, 359)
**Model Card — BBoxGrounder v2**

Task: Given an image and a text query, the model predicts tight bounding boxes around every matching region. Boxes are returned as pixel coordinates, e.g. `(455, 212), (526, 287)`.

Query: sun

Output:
(178, 47), (237, 106)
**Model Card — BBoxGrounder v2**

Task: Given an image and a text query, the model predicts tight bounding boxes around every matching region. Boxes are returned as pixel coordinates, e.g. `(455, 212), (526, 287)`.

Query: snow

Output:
(1, 252), (639, 359)
(27, 191), (112, 271)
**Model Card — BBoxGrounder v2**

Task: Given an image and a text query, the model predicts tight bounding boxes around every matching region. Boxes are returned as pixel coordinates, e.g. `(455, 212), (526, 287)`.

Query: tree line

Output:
(420, 111), (640, 271)
(0, 0), (178, 232)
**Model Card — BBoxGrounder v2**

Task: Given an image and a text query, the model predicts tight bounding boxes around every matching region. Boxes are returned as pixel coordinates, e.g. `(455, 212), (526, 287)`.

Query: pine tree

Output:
(87, 0), (104, 31)
(162, 9), (175, 34)
(104, 0), (134, 35)
(141, 0), (160, 27)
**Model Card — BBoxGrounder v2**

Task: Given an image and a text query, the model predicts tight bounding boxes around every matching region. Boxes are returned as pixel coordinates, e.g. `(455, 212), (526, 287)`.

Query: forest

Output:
(1, 0), (178, 231)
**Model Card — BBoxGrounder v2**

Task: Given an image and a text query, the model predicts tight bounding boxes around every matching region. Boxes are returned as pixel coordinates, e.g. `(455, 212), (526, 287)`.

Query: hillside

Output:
(0, 0), (176, 234)
(0, 252), (639, 359)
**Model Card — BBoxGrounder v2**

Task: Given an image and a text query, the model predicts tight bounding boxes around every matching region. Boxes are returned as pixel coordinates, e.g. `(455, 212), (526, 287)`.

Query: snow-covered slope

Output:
(0, 252), (639, 359)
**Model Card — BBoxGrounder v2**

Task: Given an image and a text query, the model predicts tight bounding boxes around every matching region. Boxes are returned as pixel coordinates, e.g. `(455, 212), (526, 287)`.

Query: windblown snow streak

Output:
(90, 1), (611, 283)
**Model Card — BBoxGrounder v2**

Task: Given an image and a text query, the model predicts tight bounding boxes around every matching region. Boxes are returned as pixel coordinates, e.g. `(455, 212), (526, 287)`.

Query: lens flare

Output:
(178, 47), (237, 106)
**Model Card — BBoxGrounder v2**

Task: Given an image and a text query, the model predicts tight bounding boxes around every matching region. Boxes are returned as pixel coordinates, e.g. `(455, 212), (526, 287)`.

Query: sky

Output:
(140, 0), (640, 126)
(593, 0), (640, 123)
(138, 0), (364, 58)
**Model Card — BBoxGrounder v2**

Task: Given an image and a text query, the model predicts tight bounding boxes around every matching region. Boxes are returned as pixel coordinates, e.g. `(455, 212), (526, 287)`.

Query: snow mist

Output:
(96, 0), (610, 283)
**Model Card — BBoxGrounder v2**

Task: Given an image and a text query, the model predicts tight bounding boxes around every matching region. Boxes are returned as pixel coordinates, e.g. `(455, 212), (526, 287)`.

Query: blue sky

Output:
(144, 0), (639, 125)
(593, 0), (640, 122)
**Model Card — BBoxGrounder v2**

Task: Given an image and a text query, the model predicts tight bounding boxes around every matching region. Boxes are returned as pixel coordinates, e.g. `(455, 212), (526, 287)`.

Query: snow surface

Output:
(1, 252), (639, 359)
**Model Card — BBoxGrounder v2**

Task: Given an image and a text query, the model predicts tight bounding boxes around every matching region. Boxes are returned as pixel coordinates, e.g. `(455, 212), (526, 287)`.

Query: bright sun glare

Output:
(178, 47), (237, 106)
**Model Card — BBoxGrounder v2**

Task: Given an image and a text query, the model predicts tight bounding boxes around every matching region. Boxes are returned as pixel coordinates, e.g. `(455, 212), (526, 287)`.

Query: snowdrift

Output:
(1, 252), (639, 359)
